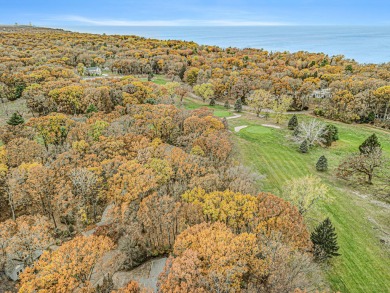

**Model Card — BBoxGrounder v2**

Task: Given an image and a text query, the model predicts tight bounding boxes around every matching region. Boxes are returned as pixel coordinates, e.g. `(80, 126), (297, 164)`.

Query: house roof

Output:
(86, 67), (101, 71)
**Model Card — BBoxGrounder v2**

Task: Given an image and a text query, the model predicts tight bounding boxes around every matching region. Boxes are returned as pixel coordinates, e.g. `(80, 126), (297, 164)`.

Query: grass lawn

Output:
(139, 74), (168, 85)
(184, 98), (390, 292)
(181, 97), (232, 118)
(0, 98), (30, 126)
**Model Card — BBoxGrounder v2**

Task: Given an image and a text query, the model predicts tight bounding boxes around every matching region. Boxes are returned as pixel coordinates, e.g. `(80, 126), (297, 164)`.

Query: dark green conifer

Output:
(288, 114), (298, 130)
(234, 98), (242, 113)
(299, 139), (309, 153)
(293, 126), (300, 137)
(209, 97), (216, 106)
(7, 112), (24, 126)
(359, 134), (381, 154)
(178, 65), (186, 80)
(367, 111), (375, 123)
(316, 155), (328, 171)
(86, 104), (98, 114)
(145, 98), (157, 105)
(311, 218), (340, 261)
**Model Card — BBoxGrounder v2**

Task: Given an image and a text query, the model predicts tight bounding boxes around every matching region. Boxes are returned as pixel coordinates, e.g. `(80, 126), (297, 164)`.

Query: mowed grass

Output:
(228, 115), (390, 293)
(182, 97), (232, 118)
(139, 74), (168, 85)
(182, 97), (390, 292)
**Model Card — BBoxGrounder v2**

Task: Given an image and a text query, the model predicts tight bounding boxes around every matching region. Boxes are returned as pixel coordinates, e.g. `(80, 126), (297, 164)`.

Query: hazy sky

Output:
(0, 0), (389, 26)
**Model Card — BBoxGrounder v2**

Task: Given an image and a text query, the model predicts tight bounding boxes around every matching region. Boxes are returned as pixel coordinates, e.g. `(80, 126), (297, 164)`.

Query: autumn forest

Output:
(0, 26), (389, 293)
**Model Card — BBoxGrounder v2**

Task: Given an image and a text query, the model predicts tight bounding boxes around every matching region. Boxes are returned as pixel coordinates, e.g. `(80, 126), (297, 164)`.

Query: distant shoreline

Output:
(1, 25), (389, 64)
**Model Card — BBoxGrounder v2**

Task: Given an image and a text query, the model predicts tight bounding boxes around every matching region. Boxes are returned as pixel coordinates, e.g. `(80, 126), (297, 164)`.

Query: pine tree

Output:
(178, 65), (186, 80)
(359, 134), (381, 154)
(234, 98), (242, 113)
(299, 139), (309, 153)
(86, 104), (98, 114)
(316, 155), (328, 171)
(209, 97), (216, 106)
(311, 218), (340, 261)
(288, 114), (298, 130)
(293, 126), (300, 137)
(7, 112), (24, 126)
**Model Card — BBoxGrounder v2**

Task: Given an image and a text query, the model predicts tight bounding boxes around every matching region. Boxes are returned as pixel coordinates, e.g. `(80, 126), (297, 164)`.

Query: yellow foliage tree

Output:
(19, 236), (113, 293)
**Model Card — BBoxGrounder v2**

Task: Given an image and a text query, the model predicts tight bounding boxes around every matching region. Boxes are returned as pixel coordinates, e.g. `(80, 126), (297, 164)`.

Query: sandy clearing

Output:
(234, 125), (248, 132)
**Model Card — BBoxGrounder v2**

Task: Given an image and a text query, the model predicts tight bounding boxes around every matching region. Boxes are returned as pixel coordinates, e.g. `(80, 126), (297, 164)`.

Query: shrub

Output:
(86, 104), (98, 114)
(293, 126), (300, 137)
(145, 98), (157, 105)
(209, 97), (215, 106)
(288, 114), (298, 130)
(234, 98), (242, 113)
(313, 108), (324, 116)
(359, 134), (381, 154)
(299, 140), (309, 153)
(7, 112), (25, 126)
(224, 101), (230, 109)
(316, 155), (328, 171)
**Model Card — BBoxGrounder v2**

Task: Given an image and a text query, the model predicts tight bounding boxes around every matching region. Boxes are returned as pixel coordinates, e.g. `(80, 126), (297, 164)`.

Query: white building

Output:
(85, 67), (102, 76)
(313, 89), (331, 99)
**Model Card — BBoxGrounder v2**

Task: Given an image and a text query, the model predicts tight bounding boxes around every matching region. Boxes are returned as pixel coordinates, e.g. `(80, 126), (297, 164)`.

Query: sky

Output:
(0, 0), (389, 27)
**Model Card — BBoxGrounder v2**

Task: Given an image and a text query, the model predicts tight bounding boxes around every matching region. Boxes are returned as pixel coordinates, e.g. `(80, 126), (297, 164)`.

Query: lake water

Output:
(62, 26), (390, 64)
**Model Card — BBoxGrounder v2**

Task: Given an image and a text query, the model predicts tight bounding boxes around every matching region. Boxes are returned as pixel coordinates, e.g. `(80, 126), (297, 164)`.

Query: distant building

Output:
(85, 67), (102, 76)
(313, 89), (331, 99)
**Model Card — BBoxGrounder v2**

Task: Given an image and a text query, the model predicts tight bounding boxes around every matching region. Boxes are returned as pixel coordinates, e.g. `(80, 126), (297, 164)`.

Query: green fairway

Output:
(182, 97), (232, 117)
(230, 116), (390, 293)
(183, 98), (390, 292)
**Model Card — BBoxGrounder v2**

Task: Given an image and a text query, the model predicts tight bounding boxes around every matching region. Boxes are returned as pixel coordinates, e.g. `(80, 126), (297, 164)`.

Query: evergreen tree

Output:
(359, 134), (381, 154)
(299, 139), (309, 153)
(224, 100), (230, 109)
(234, 98), (242, 113)
(311, 218), (340, 261)
(293, 126), (300, 137)
(316, 155), (328, 171)
(178, 65), (186, 80)
(288, 114), (298, 130)
(145, 98), (157, 105)
(367, 111), (376, 123)
(86, 104), (98, 114)
(7, 112), (24, 126)
(345, 64), (353, 74)
(209, 97), (216, 106)
(322, 124), (339, 146)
